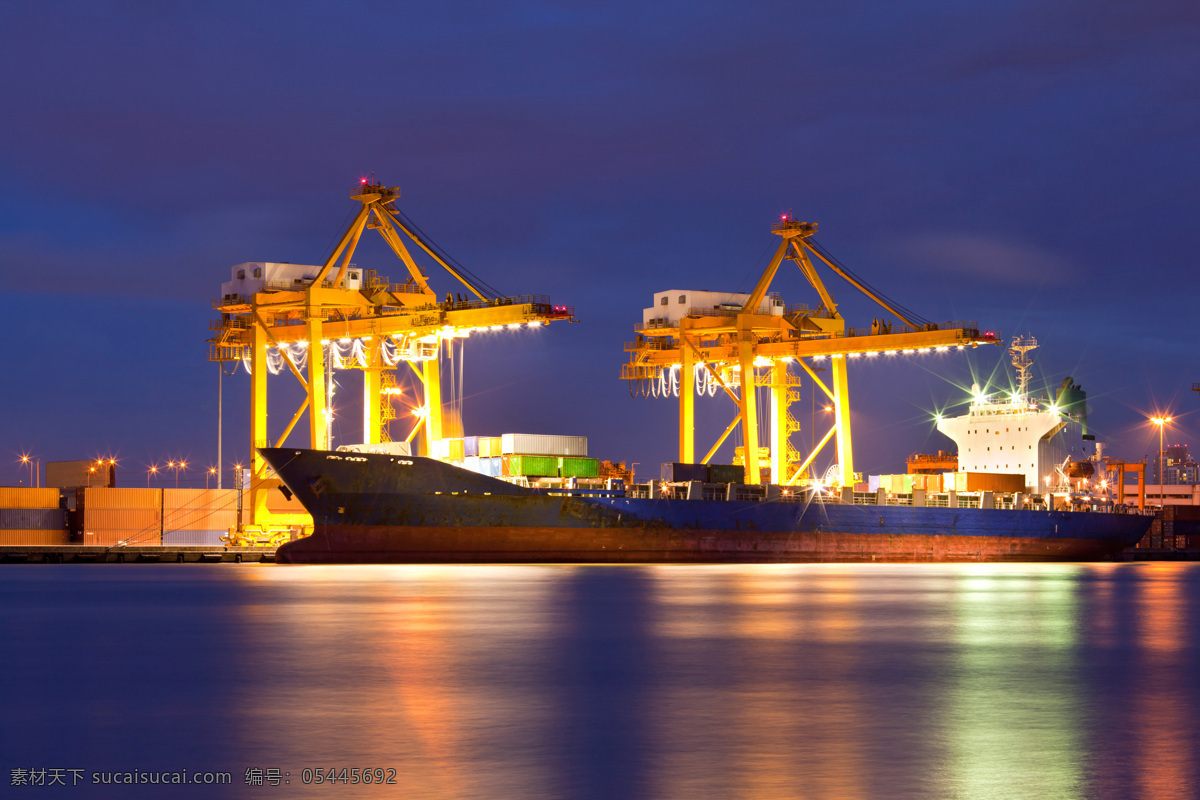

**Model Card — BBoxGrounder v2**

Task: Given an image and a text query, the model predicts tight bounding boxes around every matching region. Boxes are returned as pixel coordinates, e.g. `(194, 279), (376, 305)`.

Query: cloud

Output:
(889, 232), (1077, 286)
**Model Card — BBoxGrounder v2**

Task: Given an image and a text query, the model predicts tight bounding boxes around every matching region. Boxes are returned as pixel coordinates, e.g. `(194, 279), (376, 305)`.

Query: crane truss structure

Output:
(208, 180), (574, 533)
(622, 218), (999, 487)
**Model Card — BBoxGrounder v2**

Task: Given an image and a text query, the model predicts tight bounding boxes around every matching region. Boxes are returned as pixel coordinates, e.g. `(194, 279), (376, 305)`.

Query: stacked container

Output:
(501, 434), (587, 457)
(503, 455), (560, 478)
(77, 488), (162, 546)
(561, 457), (600, 479)
(162, 489), (237, 545)
(706, 464), (746, 484)
(0, 488), (68, 545)
(662, 463), (707, 482)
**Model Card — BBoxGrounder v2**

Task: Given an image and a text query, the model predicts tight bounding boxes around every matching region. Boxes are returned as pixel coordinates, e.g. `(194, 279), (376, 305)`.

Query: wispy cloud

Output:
(890, 232), (1077, 286)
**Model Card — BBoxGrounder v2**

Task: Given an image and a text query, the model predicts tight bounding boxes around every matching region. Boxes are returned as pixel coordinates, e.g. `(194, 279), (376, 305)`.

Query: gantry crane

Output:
(622, 217), (999, 486)
(209, 180), (574, 536)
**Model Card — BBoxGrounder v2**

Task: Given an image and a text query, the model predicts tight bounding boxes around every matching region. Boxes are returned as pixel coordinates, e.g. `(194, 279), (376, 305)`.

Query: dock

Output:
(0, 546), (276, 564)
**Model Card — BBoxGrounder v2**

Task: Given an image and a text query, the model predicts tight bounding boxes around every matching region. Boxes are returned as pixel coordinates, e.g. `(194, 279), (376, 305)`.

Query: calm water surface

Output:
(1, 563), (1197, 799)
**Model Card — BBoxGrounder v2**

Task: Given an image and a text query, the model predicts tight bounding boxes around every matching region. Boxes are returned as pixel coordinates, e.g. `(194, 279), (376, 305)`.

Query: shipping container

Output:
(447, 438), (466, 461)
(78, 529), (163, 547)
(463, 437), (479, 457)
(503, 455), (560, 477)
(0, 530), (70, 546)
(706, 464), (746, 484)
(483, 457), (503, 477)
(79, 488), (161, 510)
(562, 457), (600, 479)
(0, 487), (60, 509)
(952, 471), (1025, 493)
(662, 463), (707, 482)
(462, 456), (481, 474)
(479, 437), (502, 458)
(162, 529), (227, 546)
(162, 508), (237, 532)
(429, 439), (450, 460)
(0, 508), (67, 530)
(80, 509), (161, 546)
(501, 434), (587, 457)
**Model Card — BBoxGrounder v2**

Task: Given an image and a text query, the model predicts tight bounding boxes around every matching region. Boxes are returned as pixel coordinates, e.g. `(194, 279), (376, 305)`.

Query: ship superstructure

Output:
(936, 336), (1087, 494)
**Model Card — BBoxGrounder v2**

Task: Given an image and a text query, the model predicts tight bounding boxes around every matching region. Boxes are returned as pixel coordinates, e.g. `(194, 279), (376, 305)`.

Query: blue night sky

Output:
(1, 0), (1198, 486)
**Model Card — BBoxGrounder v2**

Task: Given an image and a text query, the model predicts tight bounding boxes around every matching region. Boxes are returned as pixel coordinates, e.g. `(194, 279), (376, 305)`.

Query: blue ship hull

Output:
(262, 449), (1152, 564)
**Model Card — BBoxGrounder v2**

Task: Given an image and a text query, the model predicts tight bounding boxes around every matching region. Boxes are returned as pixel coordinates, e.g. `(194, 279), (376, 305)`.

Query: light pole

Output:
(1151, 416), (1172, 510)
(206, 467), (216, 490)
(19, 454), (32, 487)
(148, 465), (158, 488)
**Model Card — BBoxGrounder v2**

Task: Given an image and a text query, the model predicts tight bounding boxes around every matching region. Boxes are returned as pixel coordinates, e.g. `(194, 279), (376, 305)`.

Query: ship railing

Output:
(531, 488), (627, 498)
(634, 320), (680, 333)
(842, 320), (982, 338)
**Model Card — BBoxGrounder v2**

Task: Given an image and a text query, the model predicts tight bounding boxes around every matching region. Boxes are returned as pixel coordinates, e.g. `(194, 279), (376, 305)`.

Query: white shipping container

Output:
(463, 456), (481, 474)
(501, 434), (587, 457)
(430, 439), (450, 460)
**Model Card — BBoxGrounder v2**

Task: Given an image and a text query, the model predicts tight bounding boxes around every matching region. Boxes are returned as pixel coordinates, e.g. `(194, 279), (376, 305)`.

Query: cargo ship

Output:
(263, 447), (1152, 564)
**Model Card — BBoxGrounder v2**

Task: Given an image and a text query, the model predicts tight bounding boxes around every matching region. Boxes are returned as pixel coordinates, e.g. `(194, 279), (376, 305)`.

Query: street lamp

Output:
(176, 460), (188, 489)
(148, 464), (158, 488)
(1151, 416), (1172, 510)
(206, 467), (217, 490)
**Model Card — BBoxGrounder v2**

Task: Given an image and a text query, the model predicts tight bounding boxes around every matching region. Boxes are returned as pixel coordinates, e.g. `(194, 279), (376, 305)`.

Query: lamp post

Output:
(176, 460), (187, 489)
(19, 454), (32, 487)
(1151, 416), (1172, 510)
(148, 465), (158, 488)
(206, 467), (217, 490)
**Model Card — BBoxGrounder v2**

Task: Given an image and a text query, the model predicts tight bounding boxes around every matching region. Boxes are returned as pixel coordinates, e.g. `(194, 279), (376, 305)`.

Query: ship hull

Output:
(262, 448), (1152, 565)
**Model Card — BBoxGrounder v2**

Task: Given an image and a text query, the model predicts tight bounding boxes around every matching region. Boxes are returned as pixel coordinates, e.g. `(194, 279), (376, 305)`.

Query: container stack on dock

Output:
(0, 488), (69, 545)
(75, 488), (240, 547)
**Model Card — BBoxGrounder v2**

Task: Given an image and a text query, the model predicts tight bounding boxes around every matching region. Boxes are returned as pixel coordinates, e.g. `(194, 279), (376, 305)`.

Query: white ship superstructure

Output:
(936, 336), (1085, 494)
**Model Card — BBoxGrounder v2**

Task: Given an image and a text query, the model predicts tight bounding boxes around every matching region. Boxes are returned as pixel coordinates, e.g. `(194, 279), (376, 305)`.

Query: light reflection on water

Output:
(1, 563), (1198, 799)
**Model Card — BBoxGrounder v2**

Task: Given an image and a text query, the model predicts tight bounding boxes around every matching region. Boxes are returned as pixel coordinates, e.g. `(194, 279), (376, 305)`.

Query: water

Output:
(1, 563), (1197, 799)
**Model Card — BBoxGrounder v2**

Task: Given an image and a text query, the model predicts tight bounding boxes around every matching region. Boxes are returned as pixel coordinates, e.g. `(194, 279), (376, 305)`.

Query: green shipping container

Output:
(706, 464), (745, 484)
(503, 455), (560, 477)
(560, 457), (599, 478)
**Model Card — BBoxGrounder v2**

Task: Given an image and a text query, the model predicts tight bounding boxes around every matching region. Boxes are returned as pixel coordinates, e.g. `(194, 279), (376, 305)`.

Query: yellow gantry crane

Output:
(209, 180), (573, 537)
(622, 217), (999, 487)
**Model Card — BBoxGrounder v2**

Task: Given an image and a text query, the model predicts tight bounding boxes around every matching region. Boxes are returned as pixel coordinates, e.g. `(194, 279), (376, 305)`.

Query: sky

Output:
(1, 0), (1198, 487)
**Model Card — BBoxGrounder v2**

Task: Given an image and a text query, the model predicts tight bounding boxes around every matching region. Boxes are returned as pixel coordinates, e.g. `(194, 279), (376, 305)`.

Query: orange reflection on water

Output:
(232, 565), (560, 800)
(648, 566), (865, 800)
(1134, 565), (1193, 800)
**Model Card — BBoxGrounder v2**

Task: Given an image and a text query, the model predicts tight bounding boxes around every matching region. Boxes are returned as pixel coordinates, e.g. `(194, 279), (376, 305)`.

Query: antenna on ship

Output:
(1010, 334), (1038, 400)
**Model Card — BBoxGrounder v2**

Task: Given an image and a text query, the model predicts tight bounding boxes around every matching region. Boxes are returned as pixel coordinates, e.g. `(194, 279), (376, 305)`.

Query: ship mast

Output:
(1010, 335), (1038, 401)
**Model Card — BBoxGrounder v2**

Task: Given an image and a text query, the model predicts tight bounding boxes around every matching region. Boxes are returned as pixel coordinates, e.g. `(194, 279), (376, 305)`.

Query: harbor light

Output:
(528, 320), (542, 327)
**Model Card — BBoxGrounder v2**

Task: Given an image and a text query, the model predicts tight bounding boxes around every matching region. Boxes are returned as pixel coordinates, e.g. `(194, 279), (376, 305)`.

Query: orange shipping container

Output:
(79, 488), (162, 510)
(78, 530), (162, 546)
(162, 508), (237, 531)
(0, 530), (70, 545)
(0, 488), (60, 509)
(953, 472), (1025, 493)
(80, 509), (161, 546)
